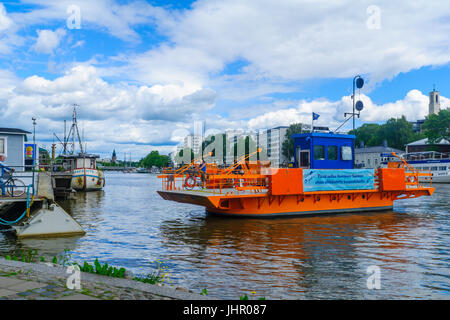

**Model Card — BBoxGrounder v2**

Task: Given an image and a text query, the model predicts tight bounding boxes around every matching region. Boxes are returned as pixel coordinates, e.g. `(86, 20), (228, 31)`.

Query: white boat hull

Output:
(420, 174), (450, 183)
(71, 169), (105, 191)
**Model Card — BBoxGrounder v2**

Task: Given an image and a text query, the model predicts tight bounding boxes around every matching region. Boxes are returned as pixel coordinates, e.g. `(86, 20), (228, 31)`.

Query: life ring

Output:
(407, 175), (417, 183)
(184, 176), (196, 189)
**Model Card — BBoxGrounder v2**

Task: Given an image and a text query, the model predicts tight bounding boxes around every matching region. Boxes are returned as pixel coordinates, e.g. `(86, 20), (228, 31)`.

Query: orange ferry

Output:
(157, 133), (434, 217)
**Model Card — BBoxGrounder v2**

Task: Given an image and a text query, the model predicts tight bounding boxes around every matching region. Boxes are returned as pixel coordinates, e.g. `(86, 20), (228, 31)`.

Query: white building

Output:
(184, 134), (202, 156)
(412, 88), (444, 132)
(220, 126), (290, 167)
(355, 146), (404, 169)
(223, 129), (257, 165)
(429, 89), (441, 115)
(258, 126), (289, 168)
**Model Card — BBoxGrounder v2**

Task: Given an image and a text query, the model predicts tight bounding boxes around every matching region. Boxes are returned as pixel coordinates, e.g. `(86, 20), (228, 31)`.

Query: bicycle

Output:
(0, 171), (26, 197)
(183, 169), (207, 190)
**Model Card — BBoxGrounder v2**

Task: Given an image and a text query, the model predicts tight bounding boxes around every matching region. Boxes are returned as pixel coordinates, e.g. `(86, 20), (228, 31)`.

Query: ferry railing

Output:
(158, 168), (270, 195)
(389, 153), (433, 189)
(0, 165), (38, 197)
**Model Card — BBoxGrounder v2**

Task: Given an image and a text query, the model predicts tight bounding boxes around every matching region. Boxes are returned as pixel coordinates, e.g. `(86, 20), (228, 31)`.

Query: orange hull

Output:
(157, 188), (434, 217)
(157, 167), (435, 218)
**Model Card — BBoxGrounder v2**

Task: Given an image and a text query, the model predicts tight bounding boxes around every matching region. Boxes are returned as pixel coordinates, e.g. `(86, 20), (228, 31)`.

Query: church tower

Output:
(429, 88), (441, 115)
(112, 149), (117, 163)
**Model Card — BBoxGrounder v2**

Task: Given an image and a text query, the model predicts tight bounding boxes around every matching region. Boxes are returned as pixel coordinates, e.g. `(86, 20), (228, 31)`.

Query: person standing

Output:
(0, 155), (14, 195)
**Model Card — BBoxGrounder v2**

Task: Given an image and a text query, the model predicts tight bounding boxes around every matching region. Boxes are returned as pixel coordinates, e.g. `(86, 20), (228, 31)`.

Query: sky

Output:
(0, 0), (450, 160)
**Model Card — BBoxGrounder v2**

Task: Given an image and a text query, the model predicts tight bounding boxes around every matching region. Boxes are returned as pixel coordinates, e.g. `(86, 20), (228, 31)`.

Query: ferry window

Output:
(423, 167), (429, 171)
(0, 137), (6, 155)
(430, 167), (438, 171)
(327, 146), (338, 160)
(341, 146), (352, 161)
(314, 145), (325, 160)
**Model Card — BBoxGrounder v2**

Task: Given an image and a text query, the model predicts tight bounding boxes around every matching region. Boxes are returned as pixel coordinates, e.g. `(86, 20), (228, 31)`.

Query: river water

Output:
(1, 172), (449, 299)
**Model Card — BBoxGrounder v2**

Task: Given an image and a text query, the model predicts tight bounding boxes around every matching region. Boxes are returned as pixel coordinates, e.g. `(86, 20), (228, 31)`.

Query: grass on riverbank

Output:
(3, 249), (165, 285)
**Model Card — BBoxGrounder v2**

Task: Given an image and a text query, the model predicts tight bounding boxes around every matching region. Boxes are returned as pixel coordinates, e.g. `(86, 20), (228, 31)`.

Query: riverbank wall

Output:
(0, 257), (212, 300)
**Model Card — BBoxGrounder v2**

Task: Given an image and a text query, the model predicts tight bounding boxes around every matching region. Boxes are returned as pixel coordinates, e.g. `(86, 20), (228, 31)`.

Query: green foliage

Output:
(4, 249), (38, 263)
(133, 273), (162, 285)
(139, 150), (170, 168)
(240, 294), (249, 300)
(232, 136), (265, 161)
(282, 123), (304, 160)
(77, 259), (126, 278)
(200, 288), (208, 296)
(52, 249), (72, 266)
(175, 148), (195, 165)
(202, 134), (227, 163)
(422, 109), (450, 144)
(349, 116), (426, 151)
(349, 123), (383, 148)
(133, 260), (170, 285)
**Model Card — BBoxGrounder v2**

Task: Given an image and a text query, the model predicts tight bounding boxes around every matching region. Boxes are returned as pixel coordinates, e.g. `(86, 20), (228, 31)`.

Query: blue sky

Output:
(0, 0), (449, 159)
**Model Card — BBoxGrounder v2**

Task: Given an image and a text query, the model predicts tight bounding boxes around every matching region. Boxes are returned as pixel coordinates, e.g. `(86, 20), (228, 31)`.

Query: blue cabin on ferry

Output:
(292, 132), (355, 169)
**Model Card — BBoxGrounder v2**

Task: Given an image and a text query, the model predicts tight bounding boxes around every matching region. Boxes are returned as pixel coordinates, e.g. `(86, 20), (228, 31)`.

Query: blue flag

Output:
(312, 112), (320, 120)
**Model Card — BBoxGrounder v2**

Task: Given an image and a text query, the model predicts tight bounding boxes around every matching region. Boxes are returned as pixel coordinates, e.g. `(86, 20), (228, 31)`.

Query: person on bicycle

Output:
(0, 155), (14, 195)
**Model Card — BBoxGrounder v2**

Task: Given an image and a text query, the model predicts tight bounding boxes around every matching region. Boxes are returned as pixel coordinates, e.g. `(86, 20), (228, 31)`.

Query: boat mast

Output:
(64, 120), (67, 155)
(71, 104), (84, 155)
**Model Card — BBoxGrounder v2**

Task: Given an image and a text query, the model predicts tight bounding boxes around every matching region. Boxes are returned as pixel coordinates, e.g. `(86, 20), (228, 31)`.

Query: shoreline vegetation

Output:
(1, 249), (265, 300)
(4, 249), (169, 285)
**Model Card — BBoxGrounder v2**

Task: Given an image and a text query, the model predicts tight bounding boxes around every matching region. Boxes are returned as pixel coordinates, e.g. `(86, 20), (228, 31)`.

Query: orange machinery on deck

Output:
(157, 164), (434, 217)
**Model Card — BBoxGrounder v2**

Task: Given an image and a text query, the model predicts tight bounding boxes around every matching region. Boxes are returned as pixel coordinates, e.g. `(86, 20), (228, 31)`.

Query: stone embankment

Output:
(0, 258), (212, 300)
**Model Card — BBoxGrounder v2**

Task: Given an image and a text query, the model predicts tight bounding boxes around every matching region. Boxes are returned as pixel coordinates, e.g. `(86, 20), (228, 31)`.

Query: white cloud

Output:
(0, 3), (24, 54)
(109, 0), (450, 95)
(0, 64), (217, 158)
(247, 90), (440, 131)
(0, 3), (12, 33)
(0, 62), (445, 159)
(10, 0), (165, 43)
(33, 28), (66, 54)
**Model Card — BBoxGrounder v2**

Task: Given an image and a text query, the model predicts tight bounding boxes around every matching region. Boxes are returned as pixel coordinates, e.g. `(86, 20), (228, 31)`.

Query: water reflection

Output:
(158, 210), (439, 299)
(0, 173), (448, 299)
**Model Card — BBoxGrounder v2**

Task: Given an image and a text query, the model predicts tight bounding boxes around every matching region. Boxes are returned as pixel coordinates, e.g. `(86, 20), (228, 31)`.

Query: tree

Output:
(350, 117), (424, 151)
(202, 133), (226, 163)
(381, 116), (423, 151)
(176, 148), (195, 165)
(139, 150), (170, 168)
(349, 123), (383, 147)
(232, 135), (261, 160)
(282, 123), (303, 160)
(422, 109), (450, 144)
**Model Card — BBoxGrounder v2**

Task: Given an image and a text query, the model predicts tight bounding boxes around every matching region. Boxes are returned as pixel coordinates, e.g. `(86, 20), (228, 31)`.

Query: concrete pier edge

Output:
(0, 257), (214, 300)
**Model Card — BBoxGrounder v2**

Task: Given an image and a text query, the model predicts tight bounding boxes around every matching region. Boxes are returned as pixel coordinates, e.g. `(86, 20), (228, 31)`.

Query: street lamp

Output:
(32, 117), (36, 194)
